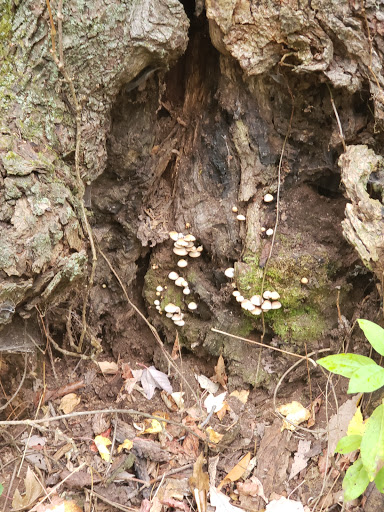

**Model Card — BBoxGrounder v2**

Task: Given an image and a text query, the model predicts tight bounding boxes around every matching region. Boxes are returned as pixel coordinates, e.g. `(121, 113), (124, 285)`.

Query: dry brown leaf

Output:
(121, 363), (133, 379)
(98, 361), (118, 375)
(217, 452), (251, 490)
(183, 433), (200, 459)
(212, 355), (227, 389)
(189, 453), (210, 512)
(216, 401), (230, 421)
(171, 332), (180, 360)
(237, 476), (267, 503)
(12, 467), (44, 511)
(59, 393), (81, 414)
(277, 401), (310, 431)
(206, 427), (224, 444)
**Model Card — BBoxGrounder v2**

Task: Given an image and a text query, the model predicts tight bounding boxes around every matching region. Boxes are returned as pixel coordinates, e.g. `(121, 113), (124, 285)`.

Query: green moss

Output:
(237, 237), (339, 343)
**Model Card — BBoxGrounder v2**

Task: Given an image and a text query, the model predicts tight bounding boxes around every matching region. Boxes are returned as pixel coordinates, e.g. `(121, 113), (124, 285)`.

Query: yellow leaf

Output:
(59, 393), (81, 414)
(189, 453), (209, 512)
(117, 439), (133, 453)
(217, 452), (251, 490)
(347, 406), (367, 436)
(230, 390), (250, 404)
(94, 435), (112, 462)
(206, 427), (224, 444)
(142, 418), (163, 434)
(277, 401), (311, 431)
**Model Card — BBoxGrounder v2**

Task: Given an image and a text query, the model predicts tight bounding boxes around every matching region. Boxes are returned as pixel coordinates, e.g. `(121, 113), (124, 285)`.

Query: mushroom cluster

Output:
(152, 231), (202, 328)
(224, 268), (282, 316)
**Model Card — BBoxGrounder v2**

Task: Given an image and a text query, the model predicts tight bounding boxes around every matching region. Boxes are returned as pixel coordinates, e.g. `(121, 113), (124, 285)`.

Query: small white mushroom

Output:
(261, 227), (266, 232)
(264, 193), (274, 203)
(166, 313), (173, 318)
(232, 206), (238, 212)
(241, 299), (254, 311)
(172, 313), (184, 322)
(263, 290), (272, 300)
(174, 320), (185, 327)
(232, 290), (241, 297)
(183, 287), (191, 295)
(236, 214), (246, 221)
(175, 277), (185, 287)
(169, 231), (179, 241)
(168, 271), (179, 281)
(177, 259), (188, 268)
(181, 279), (188, 288)
(156, 286), (164, 292)
(236, 295), (245, 302)
(301, 277), (309, 284)
(188, 302), (197, 310)
(155, 305), (161, 310)
(266, 228), (274, 236)
(261, 300), (272, 311)
(224, 268), (235, 279)
(188, 251), (201, 258)
(154, 300), (160, 306)
(173, 247), (188, 256)
(251, 307), (262, 316)
(270, 291), (280, 300)
(271, 301), (282, 310)
(184, 234), (196, 242)
(156, 291), (161, 296)
(164, 303), (179, 313)
(196, 246), (203, 252)
(250, 295), (262, 306)
(175, 239), (189, 247)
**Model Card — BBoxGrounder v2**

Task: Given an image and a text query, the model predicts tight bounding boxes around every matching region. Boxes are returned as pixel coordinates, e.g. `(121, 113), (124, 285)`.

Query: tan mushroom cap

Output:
(271, 301), (282, 310)
(173, 247), (188, 256)
(177, 259), (188, 268)
(250, 295), (262, 306)
(188, 251), (201, 258)
(188, 302), (197, 310)
(168, 271), (179, 280)
(164, 303), (179, 313)
(261, 300), (272, 311)
(270, 291), (280, 300)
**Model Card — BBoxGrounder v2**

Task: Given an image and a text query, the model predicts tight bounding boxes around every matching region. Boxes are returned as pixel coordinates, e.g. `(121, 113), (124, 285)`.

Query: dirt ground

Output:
(0, 290), (383, 512)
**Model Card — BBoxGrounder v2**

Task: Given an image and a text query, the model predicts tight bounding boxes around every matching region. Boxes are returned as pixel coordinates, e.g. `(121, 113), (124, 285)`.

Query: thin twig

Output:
(88, 489), (139, 512)
(326, 84), (346, 152)
(0, 409), (206, 442)
(211, 328), (318, 362)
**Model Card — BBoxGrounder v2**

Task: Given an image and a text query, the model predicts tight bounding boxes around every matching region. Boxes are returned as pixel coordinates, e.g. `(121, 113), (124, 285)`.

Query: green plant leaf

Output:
(336, 435), (362, 454)
(348, 365), (384, 393)
(343, 458), (370, 501)
(375, 466), (384, 492)
(0, 483), (3, 497)
(317, 353), (376, 378)
(361, 404), (384, 480)
(358, 320), (384, 356)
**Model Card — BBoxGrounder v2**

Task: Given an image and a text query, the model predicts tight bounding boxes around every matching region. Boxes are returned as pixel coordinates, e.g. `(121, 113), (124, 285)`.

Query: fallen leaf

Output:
(125, 369), (143, 394)
(59, 393), (81, 414)
(209, 487), (240, 511)
(21, 435), (46, 449)
(98, 361), (119, 375)
(206, 427), (224, 444)
(12, 467), (44, 510)
(216, 401), (230, 421)
(265, 496), (304, 512)
(230, 390), (249, 404)
(217, 452), (251, 490)
(204, 392), (227, 413)
(277, 401), (310, 431)
(212, 355), (227, 389)
(289, 439), (311, 480)
(196, 374), (219, 394)
(161, 391), (185, 411)
(94, 435), (112, 462)
(171, 332), (180, 360)
(118, 439), (133, 453)
(183, 433), (200, 459)
(121, 363), (133, 379)
(189, 453), (210, 512)
(237, 476), (268, 503)
(327, 394), (361, 454)
(172, 392), (185, 410)
(141, 366), (173, 399)
(35, 495), (83, 512)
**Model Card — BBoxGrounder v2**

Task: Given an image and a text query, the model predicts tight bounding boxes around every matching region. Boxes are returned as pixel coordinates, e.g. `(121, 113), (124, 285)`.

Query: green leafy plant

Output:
(318, 319), (384, 501)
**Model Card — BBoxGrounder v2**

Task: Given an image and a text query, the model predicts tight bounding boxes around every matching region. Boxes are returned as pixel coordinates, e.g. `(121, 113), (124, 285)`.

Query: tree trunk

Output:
(1, 0), (383, 384)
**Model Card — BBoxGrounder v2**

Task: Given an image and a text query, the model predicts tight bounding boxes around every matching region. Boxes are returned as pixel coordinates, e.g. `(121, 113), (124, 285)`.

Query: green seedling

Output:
(318, 319), (384, 501)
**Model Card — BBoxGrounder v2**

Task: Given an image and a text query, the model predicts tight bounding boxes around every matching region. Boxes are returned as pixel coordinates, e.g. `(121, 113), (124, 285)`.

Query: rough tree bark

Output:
(1, 0), (384, 385)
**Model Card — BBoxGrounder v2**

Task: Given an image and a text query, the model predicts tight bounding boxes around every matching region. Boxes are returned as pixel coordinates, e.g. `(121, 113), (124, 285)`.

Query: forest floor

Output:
(0, 314), (380, 512)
